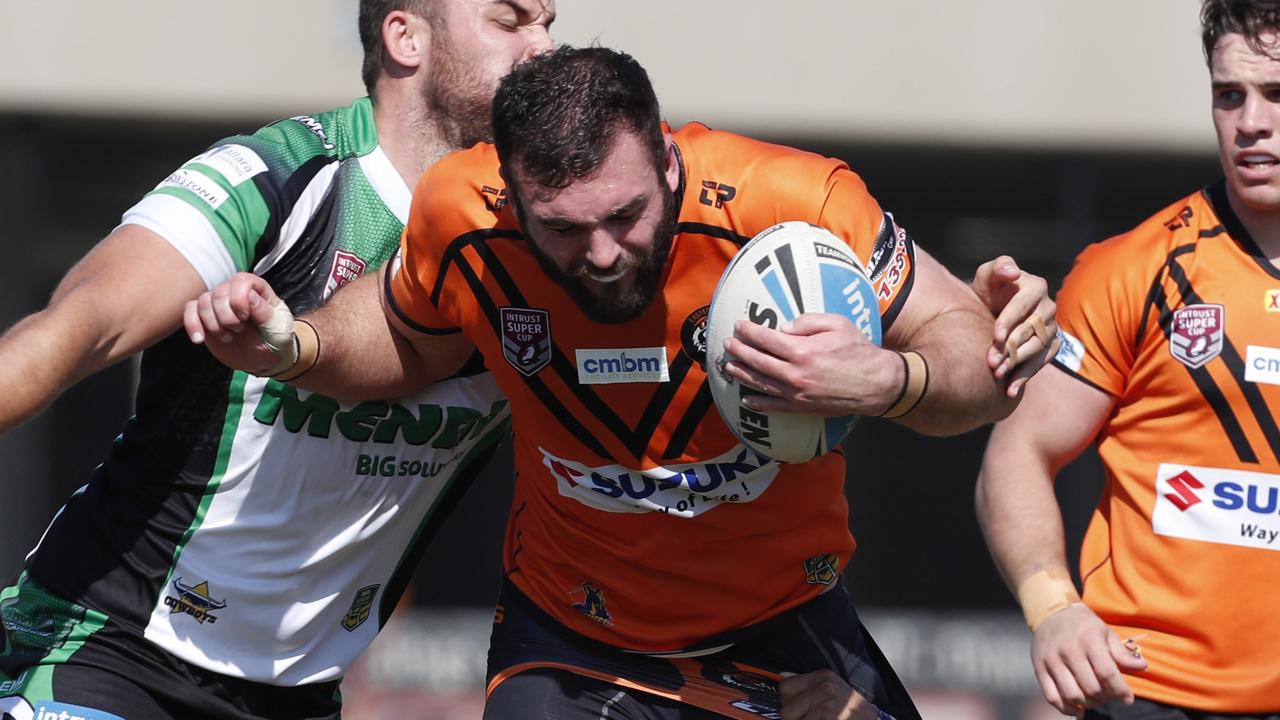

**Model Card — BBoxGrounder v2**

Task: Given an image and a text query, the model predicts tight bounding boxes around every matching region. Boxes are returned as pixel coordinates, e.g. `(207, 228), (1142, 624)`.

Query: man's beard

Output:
(424, 36), (496, 149)
(533, 191), (678, 324)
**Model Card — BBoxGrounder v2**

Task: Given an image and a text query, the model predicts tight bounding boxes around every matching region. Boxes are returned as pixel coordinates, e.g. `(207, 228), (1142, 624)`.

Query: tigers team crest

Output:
(803, 554), (840, 586)
(500, 307), (552, 376)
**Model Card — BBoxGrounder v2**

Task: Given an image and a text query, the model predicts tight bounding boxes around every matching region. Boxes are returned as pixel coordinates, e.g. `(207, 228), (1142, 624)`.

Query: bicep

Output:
(379, 265), (476, 384)
(986, 364), (1115, 475)
(50, 223), (206, 371)
(881, 244), (988, 350)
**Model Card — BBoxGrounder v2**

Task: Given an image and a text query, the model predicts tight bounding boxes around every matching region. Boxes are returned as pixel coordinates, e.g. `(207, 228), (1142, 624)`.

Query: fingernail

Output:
(219, 333), (233, 343)
(249, 294), (260, 307)
(191, 332), (204, 344)
(779, 321), (793, 333)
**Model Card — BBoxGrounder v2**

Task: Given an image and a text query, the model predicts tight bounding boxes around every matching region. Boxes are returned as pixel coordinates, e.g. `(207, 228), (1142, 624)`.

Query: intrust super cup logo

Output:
(323, 250), (366, 300)
(500, 307), (551, 376)
(1169, 304), (1224, 369)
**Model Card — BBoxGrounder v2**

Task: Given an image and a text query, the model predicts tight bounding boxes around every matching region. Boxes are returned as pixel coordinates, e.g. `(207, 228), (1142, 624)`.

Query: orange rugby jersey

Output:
(387, 122), (916, 651)
(1054, 180), (1280, 712)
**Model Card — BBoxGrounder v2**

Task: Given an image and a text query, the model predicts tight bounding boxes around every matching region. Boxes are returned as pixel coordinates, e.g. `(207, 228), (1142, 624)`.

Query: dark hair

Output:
(492, 45), (665, 190)
(1201, 0), (1280, 66)
(358, 0), (439, 99)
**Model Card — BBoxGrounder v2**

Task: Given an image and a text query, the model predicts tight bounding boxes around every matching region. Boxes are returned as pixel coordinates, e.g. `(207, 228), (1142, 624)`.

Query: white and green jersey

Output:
(23, 98), (509, 686)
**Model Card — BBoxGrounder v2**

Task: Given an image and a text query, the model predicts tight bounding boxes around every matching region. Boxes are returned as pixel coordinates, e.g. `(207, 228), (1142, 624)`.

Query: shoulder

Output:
(407, 143), (511, 248)
(1070, 189), (1209, 280)
(673, 123), (858, 231)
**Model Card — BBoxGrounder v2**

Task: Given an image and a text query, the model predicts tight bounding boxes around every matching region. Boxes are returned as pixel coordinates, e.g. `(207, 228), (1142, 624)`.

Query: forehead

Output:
(515, 132), (659, 212)
(447, 0), (555, 20)
(1211, 32), (1280, 80)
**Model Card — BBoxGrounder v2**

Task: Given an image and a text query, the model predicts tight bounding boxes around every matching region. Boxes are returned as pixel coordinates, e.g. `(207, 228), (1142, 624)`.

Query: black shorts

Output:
(483, 578), (920, 720)
(0, 573), (340, 720)
(1086, 697), (1280, 720)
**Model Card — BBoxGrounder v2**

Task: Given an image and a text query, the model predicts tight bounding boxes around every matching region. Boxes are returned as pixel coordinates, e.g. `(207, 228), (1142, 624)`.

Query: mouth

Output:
(1240, 153), (1279, 169)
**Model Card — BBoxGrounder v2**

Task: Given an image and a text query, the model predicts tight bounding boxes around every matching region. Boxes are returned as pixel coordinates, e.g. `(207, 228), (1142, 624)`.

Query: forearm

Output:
(289, 284), (432, 401)
(894, 307), (1018, 435)
(975, 439), (1073, 607)
(0, 305), (110, 435)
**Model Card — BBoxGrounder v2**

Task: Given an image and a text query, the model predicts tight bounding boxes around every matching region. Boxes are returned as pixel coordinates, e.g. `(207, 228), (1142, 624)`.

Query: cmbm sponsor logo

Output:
(542, 445), (778, 517)
(1152, 463), (1280, 550)
(575, 347), (669, 385)
(1244, 345), (1280, 387)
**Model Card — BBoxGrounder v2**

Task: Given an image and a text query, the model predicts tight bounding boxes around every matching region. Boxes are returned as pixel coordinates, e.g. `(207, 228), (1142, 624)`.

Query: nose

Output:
(584, 228), (623, 272)
(523, 25), (553, 59)
(1239, 91), (1274, 139)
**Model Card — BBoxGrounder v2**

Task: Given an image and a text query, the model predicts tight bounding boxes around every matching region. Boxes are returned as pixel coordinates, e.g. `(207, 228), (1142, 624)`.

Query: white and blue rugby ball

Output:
(706, 221), (882, 463)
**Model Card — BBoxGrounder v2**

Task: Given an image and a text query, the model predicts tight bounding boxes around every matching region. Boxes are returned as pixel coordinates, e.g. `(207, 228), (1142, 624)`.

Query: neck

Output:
(370, 86), (459, 189)
(1226, 189), (1280, 266)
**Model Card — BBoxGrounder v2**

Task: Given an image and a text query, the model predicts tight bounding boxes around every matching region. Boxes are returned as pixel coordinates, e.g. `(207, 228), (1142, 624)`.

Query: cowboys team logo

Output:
(341, 584), (380, 632)
(1169, 304), (1225, 369)
(572, 582), (614, 626)
(164, 577), (227, 624)
(324, 250), (367, 300)
(500, 307), (552, 376)
(681, 305), (709, 366)
(803, 554), (840, 586)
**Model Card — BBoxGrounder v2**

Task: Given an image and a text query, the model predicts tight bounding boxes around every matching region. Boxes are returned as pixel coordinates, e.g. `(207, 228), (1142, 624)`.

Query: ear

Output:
(662, 132), (679, 194)
(381, 9), (429, 73)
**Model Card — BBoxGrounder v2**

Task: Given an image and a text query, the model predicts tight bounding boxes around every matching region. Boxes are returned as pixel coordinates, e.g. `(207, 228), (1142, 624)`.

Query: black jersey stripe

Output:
(467, 239), (718, 461)
(431, 228), (524, 307)
(382, 262), (464, 336)
(452, 254), (614, 460)
(676, 222), (752, 246)
(1153, 264), (1258, 464)
(1135, 244), (1194, 350)
(662, 380), (715, 460)
(1206, 179), (1280, 280)
(250, 155), (334, 269)
(1165, 259), (1280, 464)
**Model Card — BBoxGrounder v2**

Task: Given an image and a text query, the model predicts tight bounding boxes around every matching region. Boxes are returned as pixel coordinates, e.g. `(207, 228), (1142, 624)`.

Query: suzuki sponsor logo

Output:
(157, 169), (228, 210)
(1153, 463), (1280, 550)
(1245, 345), (1280, 387)
(575, 347), (669, 385)
(191, 144), (267, 187)
(1168, 304), (1224, 369)
(1163, 470), (1204, 511)
(542, 445), (778, 517)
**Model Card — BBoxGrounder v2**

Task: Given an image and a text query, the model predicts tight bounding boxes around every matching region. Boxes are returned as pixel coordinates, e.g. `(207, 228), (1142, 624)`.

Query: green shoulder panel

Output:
(142, 98), (378, 272)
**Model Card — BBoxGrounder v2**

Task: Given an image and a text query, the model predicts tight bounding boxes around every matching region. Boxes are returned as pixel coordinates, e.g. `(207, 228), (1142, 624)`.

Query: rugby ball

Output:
(706, 221), (882, 463)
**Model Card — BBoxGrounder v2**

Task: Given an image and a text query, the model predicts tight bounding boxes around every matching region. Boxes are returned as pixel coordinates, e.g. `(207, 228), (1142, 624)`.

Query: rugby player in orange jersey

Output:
(185, 46), (1058, 719)
(976, 1), (1280, 717)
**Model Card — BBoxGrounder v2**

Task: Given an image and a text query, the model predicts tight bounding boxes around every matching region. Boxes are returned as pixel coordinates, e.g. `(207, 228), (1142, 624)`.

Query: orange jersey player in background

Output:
(185, 46), (1059, 719)
(976, 0), (1280, 718)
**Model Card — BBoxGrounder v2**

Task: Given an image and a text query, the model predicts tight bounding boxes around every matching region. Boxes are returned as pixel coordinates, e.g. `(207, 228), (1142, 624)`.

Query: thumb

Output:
(1109, 632), (1150, 673)
(253, 292), (296, 354)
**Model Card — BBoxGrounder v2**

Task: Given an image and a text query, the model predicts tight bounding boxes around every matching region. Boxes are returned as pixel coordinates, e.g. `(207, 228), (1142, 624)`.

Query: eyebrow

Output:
(535, 195), (648, 227)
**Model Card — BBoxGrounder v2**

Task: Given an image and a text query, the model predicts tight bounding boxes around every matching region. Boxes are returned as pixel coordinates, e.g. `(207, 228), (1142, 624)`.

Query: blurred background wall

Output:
(0, 2), (1218, 717)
